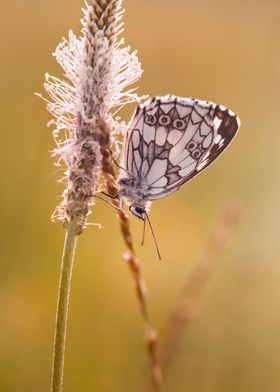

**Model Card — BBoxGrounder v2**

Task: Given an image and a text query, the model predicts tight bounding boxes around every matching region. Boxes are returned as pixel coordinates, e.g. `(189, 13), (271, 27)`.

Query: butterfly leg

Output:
(112, 155), (134, 177)
(117, 193), (123, 210)
(94, 194), (123, 213)
(100, 191), (119, 199)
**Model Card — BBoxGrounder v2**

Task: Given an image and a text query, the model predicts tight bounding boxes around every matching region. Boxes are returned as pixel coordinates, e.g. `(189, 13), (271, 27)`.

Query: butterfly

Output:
(118, 95), (240, 220)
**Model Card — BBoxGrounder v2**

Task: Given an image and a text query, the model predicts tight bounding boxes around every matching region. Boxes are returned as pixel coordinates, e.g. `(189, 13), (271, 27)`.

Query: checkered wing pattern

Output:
(124, 95), (240, 200)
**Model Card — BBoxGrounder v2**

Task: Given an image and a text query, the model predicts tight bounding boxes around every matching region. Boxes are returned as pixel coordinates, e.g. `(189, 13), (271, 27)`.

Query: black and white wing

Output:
(123, 95), (240, 200)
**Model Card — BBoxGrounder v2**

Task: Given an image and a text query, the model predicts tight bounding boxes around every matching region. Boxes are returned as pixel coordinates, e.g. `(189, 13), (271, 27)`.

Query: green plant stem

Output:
(51, 220), (79, 392)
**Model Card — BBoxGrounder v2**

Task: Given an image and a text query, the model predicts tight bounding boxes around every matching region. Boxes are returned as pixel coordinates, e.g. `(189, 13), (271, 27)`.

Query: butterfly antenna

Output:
(145, 213), (162, 260)
(141, 216), (146, 247)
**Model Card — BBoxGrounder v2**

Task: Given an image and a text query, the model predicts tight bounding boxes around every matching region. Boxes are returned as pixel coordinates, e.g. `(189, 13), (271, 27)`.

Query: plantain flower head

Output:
(40, 0), (144, 231)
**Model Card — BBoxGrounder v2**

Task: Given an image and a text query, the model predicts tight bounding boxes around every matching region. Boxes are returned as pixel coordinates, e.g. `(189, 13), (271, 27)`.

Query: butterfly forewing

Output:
(123, 96), (240, 200)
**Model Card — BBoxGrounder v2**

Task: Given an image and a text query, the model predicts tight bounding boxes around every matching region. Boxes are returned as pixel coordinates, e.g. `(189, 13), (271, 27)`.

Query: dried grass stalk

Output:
(160, 202), (241, 373)
(97, 119), (162, 389)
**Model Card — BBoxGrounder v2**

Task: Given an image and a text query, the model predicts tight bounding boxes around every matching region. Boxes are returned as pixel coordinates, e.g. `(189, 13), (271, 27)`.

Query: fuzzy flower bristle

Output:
(42, 0), (144, 231)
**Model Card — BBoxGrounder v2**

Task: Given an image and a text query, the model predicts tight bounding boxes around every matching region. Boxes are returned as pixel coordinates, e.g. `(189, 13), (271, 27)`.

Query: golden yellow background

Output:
(1, 0), (280, 391)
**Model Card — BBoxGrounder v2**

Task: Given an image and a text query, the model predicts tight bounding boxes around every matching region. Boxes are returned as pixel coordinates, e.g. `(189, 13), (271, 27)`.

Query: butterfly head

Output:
(129, 205), (146, 220)
(118, 177), (150, 219)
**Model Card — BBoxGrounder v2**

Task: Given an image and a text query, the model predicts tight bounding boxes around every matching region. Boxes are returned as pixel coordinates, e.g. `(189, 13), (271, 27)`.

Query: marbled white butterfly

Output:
(118, 95), (240, 220)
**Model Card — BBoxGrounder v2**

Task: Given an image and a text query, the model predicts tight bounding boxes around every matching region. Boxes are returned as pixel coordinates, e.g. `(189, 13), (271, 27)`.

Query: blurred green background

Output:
(1, 0), (280, 391)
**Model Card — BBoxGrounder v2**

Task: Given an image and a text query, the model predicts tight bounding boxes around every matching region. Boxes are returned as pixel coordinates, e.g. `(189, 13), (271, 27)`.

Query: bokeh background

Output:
(1, 0), (280, 391)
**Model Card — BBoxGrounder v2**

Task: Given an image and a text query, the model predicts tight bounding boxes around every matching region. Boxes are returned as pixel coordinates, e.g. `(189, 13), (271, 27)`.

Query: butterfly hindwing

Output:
(124, 96), (240, 200)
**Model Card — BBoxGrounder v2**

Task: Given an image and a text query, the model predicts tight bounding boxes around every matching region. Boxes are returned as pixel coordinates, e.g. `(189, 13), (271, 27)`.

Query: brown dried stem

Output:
(97, 119), (162, 389)
(159, 201), (241, 374)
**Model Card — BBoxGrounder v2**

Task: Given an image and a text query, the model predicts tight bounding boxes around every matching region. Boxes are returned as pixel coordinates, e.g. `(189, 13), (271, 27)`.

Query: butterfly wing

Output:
(123, 95), (240, 200)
